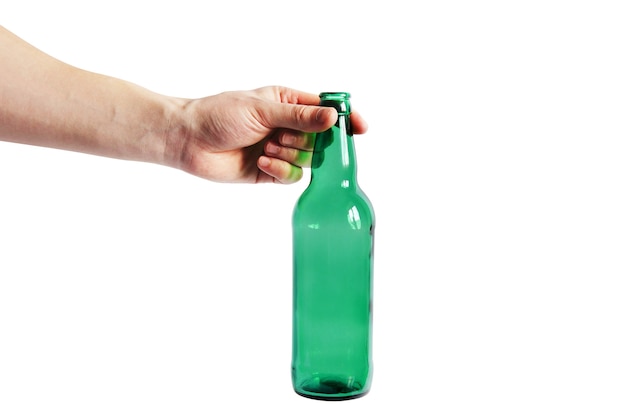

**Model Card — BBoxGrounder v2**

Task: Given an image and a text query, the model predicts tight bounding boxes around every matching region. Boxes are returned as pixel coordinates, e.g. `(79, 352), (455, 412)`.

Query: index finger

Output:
(350, 111), (369, 135)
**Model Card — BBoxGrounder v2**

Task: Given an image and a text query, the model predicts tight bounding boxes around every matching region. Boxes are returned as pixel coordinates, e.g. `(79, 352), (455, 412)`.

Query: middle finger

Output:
(277, 129), (316, 151)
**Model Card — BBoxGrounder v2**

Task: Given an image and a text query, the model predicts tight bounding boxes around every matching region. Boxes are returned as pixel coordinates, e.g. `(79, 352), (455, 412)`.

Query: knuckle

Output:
(293, 105), (309, 127)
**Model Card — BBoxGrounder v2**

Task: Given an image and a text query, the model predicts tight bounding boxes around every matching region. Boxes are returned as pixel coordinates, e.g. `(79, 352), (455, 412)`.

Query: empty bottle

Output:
(291, 92), (375, 400)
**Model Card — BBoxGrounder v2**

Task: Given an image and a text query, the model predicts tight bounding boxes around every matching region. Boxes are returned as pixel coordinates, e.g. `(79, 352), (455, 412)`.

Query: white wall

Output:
(1, 1), (625, 416)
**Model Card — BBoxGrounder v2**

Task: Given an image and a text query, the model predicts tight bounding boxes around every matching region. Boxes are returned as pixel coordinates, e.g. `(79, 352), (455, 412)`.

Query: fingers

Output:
(257, 156), (303, 185)
(255, 128), (315, 184)
(254, 110), (369, 184)
(264, 140), (313, 167)
(252, 86), (368, 185)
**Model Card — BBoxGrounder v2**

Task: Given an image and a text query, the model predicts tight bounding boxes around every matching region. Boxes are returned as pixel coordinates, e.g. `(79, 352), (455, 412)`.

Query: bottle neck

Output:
(310, 113), (358, 188)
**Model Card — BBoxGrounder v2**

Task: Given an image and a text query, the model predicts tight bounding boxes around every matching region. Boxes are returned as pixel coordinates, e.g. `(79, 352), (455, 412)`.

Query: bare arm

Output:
(0, 25), (183, 165)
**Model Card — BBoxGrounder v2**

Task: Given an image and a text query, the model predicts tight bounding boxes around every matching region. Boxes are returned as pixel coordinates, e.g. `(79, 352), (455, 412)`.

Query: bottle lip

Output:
(319, 92), (351, 100)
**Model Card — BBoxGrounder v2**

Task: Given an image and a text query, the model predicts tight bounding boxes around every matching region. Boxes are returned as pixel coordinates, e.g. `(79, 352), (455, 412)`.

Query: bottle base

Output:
(294, 377), (369, 401)
(295, 390), (369, 401)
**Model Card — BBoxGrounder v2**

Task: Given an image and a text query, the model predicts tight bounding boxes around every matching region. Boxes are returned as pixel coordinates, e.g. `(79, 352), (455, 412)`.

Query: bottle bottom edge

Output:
(294, 389), (369, 401)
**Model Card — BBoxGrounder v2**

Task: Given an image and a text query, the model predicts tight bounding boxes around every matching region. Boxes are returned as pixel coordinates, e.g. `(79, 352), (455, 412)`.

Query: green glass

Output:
(291, 92), (375, 400)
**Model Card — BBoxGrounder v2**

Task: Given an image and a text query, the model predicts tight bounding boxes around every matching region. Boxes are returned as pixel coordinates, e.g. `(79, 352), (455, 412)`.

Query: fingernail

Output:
(258, 156), (271, 168)
(281, 135), (294, 146)
(266, 142), (280, 155)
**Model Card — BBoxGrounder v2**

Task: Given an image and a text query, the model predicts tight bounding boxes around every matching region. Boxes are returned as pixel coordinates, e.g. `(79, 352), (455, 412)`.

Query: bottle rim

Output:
(319, 92), (351, 99)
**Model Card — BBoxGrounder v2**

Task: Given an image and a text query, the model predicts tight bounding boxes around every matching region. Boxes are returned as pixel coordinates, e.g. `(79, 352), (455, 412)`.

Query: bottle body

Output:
(291, 92), (375, 400)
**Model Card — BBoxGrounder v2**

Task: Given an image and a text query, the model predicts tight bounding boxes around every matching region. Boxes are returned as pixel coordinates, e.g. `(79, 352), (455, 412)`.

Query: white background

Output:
(1, 1), (625, 416)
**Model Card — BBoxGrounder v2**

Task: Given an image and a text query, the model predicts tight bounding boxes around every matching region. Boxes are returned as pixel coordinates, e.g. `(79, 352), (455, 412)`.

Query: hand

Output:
(171, 86), (368, 184)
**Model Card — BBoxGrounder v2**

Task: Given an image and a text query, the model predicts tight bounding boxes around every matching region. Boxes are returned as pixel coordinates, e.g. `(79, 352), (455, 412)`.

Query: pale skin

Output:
(0, 26), (367, 184)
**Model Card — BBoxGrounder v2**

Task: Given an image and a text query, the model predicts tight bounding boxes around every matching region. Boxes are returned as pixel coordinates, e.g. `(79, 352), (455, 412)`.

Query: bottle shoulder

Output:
(296, 184), (373, 207)
(293, 185), (375, 227)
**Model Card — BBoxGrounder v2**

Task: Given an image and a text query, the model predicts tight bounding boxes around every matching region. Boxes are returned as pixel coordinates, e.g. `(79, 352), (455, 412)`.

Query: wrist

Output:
(147, 95), (193, 170)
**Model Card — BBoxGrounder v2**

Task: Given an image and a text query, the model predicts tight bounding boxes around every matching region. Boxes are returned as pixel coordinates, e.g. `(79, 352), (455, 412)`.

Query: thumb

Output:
(261, 102), (338, 133)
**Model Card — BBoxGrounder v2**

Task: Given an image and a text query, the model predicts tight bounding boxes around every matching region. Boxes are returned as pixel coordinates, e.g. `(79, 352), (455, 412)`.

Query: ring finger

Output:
(264, 140), (313, 167)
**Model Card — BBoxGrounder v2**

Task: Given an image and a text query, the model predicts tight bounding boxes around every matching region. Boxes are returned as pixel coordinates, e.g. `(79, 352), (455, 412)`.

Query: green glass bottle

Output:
(291, 92), (375, 400)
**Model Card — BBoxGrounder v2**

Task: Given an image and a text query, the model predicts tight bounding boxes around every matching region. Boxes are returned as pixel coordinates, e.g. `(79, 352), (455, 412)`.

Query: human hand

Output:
(169, 86), (368, 184)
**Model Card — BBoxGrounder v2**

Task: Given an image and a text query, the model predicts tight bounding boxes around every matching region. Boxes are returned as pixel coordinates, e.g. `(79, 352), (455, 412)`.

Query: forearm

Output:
(0, 26), (188, 166)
